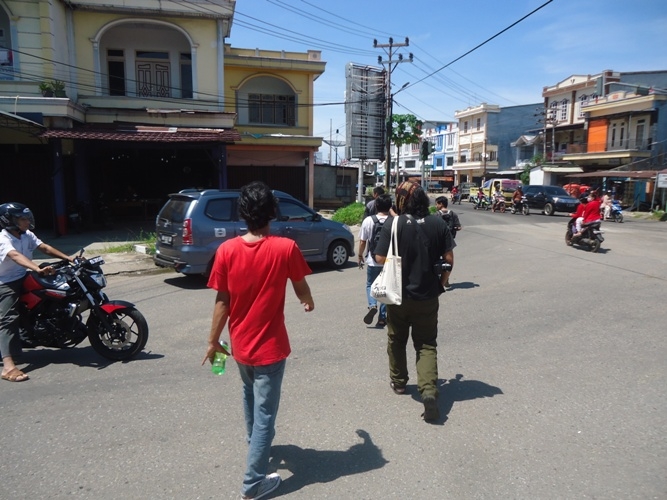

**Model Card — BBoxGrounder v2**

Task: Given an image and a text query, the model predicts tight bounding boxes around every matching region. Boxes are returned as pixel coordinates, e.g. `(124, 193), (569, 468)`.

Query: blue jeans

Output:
(237, 359), (286, 497)
(365, 265), (387, 320)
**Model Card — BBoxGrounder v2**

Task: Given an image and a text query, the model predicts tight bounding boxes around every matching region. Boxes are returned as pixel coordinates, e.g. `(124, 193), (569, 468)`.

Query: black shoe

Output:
(422, 395), (440, 422)
(375, 319), (386, 328)
(390, 381), (406, 394)
(363, 307), (377, 325)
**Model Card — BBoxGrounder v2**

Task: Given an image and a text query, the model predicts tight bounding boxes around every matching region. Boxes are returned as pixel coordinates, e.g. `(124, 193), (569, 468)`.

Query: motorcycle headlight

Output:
(91, 273), (107, 288)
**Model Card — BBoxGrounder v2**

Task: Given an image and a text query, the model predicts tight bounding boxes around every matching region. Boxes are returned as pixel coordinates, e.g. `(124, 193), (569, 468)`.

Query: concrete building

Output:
(0, 0), (324, 233)
(453, 102), (540, 186)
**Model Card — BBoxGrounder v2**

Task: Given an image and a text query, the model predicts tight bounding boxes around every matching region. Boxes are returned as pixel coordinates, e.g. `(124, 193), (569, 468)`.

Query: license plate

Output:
(159, 234), (173, 245)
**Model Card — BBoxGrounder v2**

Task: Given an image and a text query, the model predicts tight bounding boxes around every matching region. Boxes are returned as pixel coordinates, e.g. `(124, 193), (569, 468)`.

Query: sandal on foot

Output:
(1, 368), (29, 382)
(390, 381), (406, 394)
(375, 319), (387, 328)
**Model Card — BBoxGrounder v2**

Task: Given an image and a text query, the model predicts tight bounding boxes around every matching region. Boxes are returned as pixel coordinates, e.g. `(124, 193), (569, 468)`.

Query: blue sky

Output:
(227, 0), (667, 161)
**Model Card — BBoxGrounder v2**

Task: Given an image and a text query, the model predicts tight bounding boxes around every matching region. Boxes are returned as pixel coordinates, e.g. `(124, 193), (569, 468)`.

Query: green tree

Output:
(390, 114), (423, 186)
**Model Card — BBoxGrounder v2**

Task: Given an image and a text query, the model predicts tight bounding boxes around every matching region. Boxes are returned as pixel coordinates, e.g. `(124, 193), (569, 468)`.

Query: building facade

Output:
(0, 0), (324, 233)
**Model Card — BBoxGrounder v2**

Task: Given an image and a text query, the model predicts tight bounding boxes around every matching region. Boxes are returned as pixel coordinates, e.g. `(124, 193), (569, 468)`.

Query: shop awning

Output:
(41, 124), (241, 143)
(566, 169), (665, 179)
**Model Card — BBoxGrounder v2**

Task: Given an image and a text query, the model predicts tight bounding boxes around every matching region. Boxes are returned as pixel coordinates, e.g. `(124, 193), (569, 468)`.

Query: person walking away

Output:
(358, 194), (392, 328)
(363, 186), (385, 218)
(374, 181), (455, 423)
(203, 182), (314, 500)
(434, 196), (460, 288)
(0, 202), (73, 382)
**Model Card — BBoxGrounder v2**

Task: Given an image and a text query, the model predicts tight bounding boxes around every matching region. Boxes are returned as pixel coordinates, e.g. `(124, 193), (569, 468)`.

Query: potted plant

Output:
(51, 79), (66, 97)
(39, 81), (54, 97)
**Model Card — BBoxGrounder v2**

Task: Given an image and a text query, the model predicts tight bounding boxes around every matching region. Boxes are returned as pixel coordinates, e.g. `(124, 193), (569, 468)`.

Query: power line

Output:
(402, 0), (554, 92)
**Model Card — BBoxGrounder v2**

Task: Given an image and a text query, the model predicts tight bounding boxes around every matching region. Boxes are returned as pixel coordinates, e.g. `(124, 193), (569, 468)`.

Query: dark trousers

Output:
(0, 278), (24, 359)
(386, 296), (439, 398)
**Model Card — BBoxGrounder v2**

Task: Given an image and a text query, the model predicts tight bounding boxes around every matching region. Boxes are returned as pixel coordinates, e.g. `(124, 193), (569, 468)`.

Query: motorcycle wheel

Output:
(523, 205), (530, 216)
(510, 207), (516, 214)
(591, 239), (601, 253)
(614, 213), (623, 223)
(87, 307), (149, 361)
(565, 230), (573, 246)
(500, 204), (506, 213)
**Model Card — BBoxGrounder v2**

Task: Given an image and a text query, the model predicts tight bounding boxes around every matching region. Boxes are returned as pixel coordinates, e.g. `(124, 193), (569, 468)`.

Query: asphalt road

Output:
(2, 206), (666, 499)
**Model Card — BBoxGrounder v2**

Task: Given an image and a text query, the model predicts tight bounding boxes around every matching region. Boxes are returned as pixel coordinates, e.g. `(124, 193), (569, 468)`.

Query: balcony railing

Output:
(561, 139), (651, 154)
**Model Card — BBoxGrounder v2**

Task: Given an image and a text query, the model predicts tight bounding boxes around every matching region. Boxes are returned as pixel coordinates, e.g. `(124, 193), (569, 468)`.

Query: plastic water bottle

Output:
(211, 341), (229, 375)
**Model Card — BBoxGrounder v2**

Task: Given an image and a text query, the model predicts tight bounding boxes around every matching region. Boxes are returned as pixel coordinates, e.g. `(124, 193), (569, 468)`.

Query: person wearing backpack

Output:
(435, 196), (460, 288)
(435, 196), (461, 239)
(358, 193), (392, 328)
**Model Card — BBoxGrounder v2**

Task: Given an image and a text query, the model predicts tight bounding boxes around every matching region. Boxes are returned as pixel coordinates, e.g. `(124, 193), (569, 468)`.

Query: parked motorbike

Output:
(565, 218), (604, 253)
(474, 195), (491, 210)
(19, 251), (149, 360)
(601, 199), (623, 223)
(510, 196), (530, 215)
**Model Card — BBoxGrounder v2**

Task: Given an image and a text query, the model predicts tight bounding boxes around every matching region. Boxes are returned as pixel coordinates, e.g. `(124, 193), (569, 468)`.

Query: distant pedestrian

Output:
(363, 186), (385, 218)
(203, 181), (314, 500)
(358, 193), (393, 328)
(374, 181), (455, 423)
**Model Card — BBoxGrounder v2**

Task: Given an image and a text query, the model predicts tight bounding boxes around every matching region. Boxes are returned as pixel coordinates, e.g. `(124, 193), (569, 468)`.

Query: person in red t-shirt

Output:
(203, 181), (314, 500)
(575, 190), (601, 236)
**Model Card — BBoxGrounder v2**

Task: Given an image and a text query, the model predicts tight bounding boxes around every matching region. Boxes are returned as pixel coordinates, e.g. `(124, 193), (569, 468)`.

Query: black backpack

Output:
(440, 211), (457, 237)
(368, 215), (385, 257)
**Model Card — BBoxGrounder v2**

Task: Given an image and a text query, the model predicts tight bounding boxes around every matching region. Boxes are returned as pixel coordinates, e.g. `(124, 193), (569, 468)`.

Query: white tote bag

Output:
(370, 216), (402, 305)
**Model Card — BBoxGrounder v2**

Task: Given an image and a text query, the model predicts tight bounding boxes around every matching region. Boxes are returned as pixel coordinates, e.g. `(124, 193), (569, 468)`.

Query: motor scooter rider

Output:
(569, 195), (588, 238)
(600, 191), (612, 220)
(492, 187), (504, 211)
(476, 189), (486, 208)
(512, 186), (523, 210)
(574, 190), (602, 237)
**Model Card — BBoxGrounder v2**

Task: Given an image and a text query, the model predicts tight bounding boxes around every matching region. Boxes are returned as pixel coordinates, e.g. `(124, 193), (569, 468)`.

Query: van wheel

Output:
(544, 203), (554, 216)
(327, 241), (349, 269)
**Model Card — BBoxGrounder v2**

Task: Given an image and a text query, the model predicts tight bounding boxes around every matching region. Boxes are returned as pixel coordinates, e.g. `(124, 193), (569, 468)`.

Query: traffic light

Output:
(420, 140), (431, 161)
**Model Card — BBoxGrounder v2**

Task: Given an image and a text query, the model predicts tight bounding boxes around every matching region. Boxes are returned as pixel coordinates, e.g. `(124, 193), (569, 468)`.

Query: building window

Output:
(248, 93), (296, 125)
(579, 94), (588, 117)
(180, 53), (192, 99)
(136, 51), (170, 97)
(560, 100), (568, 121)
(446, 156), (454, 166)
(436, 157), (443, 167)
(476, 118), (481, 130)
(107, 49), (126, 96)
(636, 119), (645, 149)
(550, 101), (558, 123)
(463, 121), (468, 133)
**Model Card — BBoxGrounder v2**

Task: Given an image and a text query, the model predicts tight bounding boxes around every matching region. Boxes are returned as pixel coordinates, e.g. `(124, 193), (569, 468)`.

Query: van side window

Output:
(278, 200), (313, 221)
(205, 199), (234, 221)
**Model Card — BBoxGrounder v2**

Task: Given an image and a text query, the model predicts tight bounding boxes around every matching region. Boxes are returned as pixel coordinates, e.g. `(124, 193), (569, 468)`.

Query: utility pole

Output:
(374, 37), (412, 191)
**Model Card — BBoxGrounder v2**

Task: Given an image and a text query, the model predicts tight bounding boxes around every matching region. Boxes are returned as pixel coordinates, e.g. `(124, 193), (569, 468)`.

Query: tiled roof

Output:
(41, 125), (241, 143)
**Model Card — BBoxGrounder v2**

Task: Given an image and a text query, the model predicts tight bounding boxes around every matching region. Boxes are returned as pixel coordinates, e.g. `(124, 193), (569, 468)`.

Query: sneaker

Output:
(375, 318), (386, 328)
(242, 473), (281, 500)
(363, 306), (378, 325)
(422, 395), (440, 423)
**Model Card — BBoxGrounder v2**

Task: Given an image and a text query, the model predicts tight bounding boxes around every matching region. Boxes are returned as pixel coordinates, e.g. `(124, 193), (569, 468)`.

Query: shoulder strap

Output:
(405, 214), (430, 249)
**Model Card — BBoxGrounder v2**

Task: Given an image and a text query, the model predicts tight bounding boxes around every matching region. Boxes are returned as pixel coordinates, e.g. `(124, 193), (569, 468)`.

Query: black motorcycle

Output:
(510, 196), (530, 215)
(19, 251), (149, 360)
(565, 218), (604, 253)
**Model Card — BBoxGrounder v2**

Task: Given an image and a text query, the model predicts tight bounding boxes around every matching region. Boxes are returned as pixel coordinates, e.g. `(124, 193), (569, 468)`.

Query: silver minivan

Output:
(153, 189), (355, 275)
